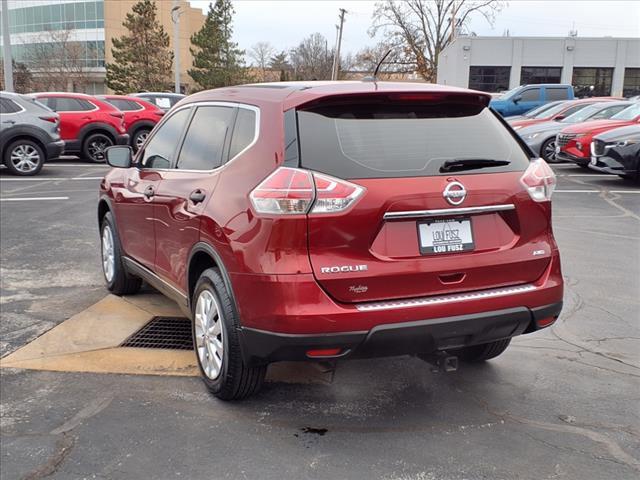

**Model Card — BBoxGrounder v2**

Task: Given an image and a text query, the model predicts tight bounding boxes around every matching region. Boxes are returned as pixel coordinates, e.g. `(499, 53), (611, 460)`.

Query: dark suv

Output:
(99, 82), (563, 400)
(1, 91), (64, 175)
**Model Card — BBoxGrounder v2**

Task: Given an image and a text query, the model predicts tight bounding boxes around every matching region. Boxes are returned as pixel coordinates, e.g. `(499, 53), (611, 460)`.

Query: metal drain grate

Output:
(121, 316), (193, 350)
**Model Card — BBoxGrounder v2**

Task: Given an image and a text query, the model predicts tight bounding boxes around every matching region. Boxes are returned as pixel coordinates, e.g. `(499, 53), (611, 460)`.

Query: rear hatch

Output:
(295, 93), (554, 303)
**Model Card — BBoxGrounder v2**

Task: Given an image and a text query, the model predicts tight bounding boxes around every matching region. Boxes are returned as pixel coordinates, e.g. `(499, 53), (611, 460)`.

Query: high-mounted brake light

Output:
(249, 167), (364, 215)
(520, 158), (556, 202)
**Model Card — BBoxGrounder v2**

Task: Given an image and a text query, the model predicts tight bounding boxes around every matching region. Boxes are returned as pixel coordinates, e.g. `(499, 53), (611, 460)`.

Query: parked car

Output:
(556, 103), (640, 167)
(589, 125), (640, 180)
(1, 91), (64, 175)
(99, 82), (563, 400)
(32, 92), (129, 162)
(490, 84), (574, 117)
(517, 101), (631, 162)
(130, 92), (185, 112)
(505, 100), (565, 124)
(509, 98), (617, 130)
(97, 95), (165, 151)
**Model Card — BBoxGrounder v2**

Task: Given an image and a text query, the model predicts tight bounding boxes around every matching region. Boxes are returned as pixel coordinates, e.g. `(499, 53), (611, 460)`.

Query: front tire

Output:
(192, 268), (266, 400)
(132, 128), (150, 152)
(540, 137), (558, 163)
(83, 132), (113, 163)
(100, 212), (141, 295)
(452, 338), (512, 362)
(4, 139), (44, 176)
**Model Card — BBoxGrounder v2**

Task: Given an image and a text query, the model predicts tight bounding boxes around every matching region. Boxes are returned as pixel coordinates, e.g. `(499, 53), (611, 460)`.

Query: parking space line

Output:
(562, 174), (616, 177)
(555, 189), (600, 193)
(0, 177), (103, 181)
(610, 190), (640, 194)
(47, 164), (109, 168)
(0, 196), (69, 201)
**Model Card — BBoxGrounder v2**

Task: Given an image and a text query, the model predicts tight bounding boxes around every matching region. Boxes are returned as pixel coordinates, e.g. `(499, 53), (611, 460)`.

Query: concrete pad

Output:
(0, 292), (333, 384)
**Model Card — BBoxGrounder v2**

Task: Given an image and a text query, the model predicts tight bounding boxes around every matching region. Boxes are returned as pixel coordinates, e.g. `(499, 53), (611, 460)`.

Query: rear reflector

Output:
(520, 158), (556, 202)
(306, 348), (342, 358)
(250, 167), (364, 215)
(537, 316), (557, 328)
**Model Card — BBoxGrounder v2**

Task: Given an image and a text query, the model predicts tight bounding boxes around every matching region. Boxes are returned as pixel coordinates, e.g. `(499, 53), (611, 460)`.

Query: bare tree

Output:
(249, 41), (275, 81)
(26, 28), (96, 91)
(289, 33), (333, 81)
(370, 0), (503, 81)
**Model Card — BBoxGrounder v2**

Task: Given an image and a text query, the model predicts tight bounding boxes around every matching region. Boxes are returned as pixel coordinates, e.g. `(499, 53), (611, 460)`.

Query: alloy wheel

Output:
(194, 289), (225, 380)
(134, 131), (149, 151)
(10, 144), (41, 173)
(101, 225), (115, 282)
(88, 137), (111, 162)
(543, 140), (557, 162)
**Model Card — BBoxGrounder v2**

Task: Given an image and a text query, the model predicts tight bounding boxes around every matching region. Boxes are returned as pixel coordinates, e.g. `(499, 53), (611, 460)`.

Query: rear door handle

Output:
(189, 189), (206, 204)
(144, 185), (155, 199)
(2, 120), (15, 125)
(81, 116), (91, 120)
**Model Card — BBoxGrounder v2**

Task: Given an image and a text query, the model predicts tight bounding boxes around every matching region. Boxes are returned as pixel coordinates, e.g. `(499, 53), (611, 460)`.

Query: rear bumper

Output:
(45, 139), (65, 160)
(233, 253), (564, 365)
(240, 302), (563, 364)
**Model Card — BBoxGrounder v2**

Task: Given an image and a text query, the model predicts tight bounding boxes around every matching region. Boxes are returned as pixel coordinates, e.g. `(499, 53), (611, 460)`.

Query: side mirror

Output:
(513, 95), (522, 104)
(106, 146), (132, 168)
(554, 115), (565, 121)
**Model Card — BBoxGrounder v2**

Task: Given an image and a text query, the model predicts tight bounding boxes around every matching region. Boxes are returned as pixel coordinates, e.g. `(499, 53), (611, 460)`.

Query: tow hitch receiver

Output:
(418, 352), (459, 373)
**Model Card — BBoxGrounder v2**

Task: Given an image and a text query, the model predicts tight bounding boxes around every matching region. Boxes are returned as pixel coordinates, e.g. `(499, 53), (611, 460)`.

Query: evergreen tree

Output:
(189, 0), (246, 90)
(106, 0), (173, 94)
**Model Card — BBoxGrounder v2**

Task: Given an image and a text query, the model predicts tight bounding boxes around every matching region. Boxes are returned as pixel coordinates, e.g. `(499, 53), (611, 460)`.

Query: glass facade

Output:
(572, 67), (613, 97)
(521, 67), (562, 85)
(623, 68), (640, 98)
(10, 41), (105, 68)
(4, 1), (104, 34)
(468, 66), (511, 92)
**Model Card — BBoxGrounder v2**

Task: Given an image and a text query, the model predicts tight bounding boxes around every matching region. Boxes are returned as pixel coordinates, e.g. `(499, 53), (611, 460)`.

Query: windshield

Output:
(498, 86), (520, 100)
(611, 103), (640, 121)
(297, 102), (530, 179)
(524, 101), (563, 118)
(560, 104), (603, 123)
(530, 101), (567, 119)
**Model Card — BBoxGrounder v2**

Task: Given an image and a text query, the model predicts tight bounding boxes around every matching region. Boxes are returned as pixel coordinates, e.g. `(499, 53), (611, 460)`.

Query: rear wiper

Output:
(440, 158), (511, 173)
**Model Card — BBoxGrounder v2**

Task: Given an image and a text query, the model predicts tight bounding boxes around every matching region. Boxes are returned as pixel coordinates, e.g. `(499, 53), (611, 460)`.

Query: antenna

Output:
(362, 49), (392, 82)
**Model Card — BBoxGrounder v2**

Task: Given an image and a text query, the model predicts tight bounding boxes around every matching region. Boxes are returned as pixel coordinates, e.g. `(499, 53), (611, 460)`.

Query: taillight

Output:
(249, 167), (364, 215)
(39, 116), (57, 123)
(153, 110), (165, 117)
(520, 158), (556, 202)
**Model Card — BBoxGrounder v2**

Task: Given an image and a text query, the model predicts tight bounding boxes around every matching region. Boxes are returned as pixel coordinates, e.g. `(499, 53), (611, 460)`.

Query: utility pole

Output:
(450, 1), (456, 43)
(171, 0), (183, 94)
(331, 8), (346, 81)
(1, 0), (14, 92)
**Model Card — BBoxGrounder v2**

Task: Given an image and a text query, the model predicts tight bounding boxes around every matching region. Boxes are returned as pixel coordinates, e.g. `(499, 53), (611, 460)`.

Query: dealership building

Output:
(0, 0), (205, 93)
(437, 36), (640, 98)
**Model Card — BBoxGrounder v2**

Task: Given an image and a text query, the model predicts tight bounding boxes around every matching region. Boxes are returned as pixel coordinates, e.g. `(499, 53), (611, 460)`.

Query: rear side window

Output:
(297, 101), (531, 179)
(546, 88), (569, 101)
(0, 98), (21, 113)
(229, 108), (256, 159)
(104, 98), (141, 111)
(592, 104), (629, 120)
(520, 88), (540, 101)
(177, 106), (234, 170)
(141, 108), (190, 169)
(52, 98), (95, 112)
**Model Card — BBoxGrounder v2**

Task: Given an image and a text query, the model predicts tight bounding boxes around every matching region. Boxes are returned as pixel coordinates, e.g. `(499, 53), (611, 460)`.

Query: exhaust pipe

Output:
(418, 351), (458, 373)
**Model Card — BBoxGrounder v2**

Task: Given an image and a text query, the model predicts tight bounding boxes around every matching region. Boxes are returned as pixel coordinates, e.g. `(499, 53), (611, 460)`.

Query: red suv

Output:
(97, 95), (164, 151)
(557, 102), (640, 166)
(33, 93), (129, 162)
(99, 82), (563, 400)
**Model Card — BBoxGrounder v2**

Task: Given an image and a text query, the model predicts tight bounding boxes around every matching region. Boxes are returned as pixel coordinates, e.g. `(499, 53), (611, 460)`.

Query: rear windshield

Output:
(297, 101), (531, 179)
(611, 103), (640, 120)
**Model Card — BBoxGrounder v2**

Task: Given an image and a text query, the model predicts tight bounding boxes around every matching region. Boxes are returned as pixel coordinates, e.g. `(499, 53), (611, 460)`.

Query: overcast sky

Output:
(190, 0), (640, 59)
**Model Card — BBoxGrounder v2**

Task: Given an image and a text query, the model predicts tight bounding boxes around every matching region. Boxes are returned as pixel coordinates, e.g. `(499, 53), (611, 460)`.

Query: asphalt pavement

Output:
(1, 160), (639, 480)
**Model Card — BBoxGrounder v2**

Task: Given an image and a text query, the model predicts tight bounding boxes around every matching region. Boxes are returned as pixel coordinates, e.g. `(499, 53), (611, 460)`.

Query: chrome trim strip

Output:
(355, 284), (537, 312)
(383, 203), (515, 220)
(122, 256), (188, 303)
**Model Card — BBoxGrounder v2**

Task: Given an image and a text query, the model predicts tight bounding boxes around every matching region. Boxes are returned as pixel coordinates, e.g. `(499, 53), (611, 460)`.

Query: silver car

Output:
(517, 101), (632, 162)
(1, 92), (64, 175)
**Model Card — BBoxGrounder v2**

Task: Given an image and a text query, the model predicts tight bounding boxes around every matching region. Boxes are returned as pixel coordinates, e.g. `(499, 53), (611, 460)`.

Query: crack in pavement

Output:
(20, 434), (75, 480)
(49, 395), (113, 435)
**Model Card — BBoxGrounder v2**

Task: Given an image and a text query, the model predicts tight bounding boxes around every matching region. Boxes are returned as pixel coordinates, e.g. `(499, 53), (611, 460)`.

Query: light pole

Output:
(1, 0), (14, 92)
(171, 1), (183, 94)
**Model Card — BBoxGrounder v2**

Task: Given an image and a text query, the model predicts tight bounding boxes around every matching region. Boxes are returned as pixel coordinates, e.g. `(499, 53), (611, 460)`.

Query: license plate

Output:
(418, 218), (474, 255)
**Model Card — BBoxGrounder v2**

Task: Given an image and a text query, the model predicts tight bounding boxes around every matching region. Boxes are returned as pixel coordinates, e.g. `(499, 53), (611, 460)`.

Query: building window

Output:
(623, 68), (640, 98)
(468, 66), (511, 93)
(6, 2), (104, 34)
(521, 67), (562, 85)
(572, 68), (613, 97)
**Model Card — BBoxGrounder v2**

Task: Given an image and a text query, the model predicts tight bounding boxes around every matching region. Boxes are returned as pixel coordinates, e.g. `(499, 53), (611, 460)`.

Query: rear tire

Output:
(452, 338), (512, 362)
(540, 137), (558, 163)
(4, 139), (45, 176)
(83, 132), (113, 163)
(100, 212), (141, 295)
(132, 128), (150, 152)
(192, 268), (266, 401)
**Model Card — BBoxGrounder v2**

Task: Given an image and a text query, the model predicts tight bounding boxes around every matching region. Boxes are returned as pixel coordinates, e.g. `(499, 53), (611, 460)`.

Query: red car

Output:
(97, 95), (165, 151)
(556, 103), (640, 166)
(99, 82), (563, 400)
(510, 97), (618, 130)
(33, 92), (129, 162)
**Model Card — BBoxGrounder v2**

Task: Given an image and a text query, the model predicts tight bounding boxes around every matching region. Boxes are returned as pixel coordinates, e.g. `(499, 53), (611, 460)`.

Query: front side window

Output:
(177, 106), (235, 171)
(141, 108), (190, 169)
(520, 88), (540, 102)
